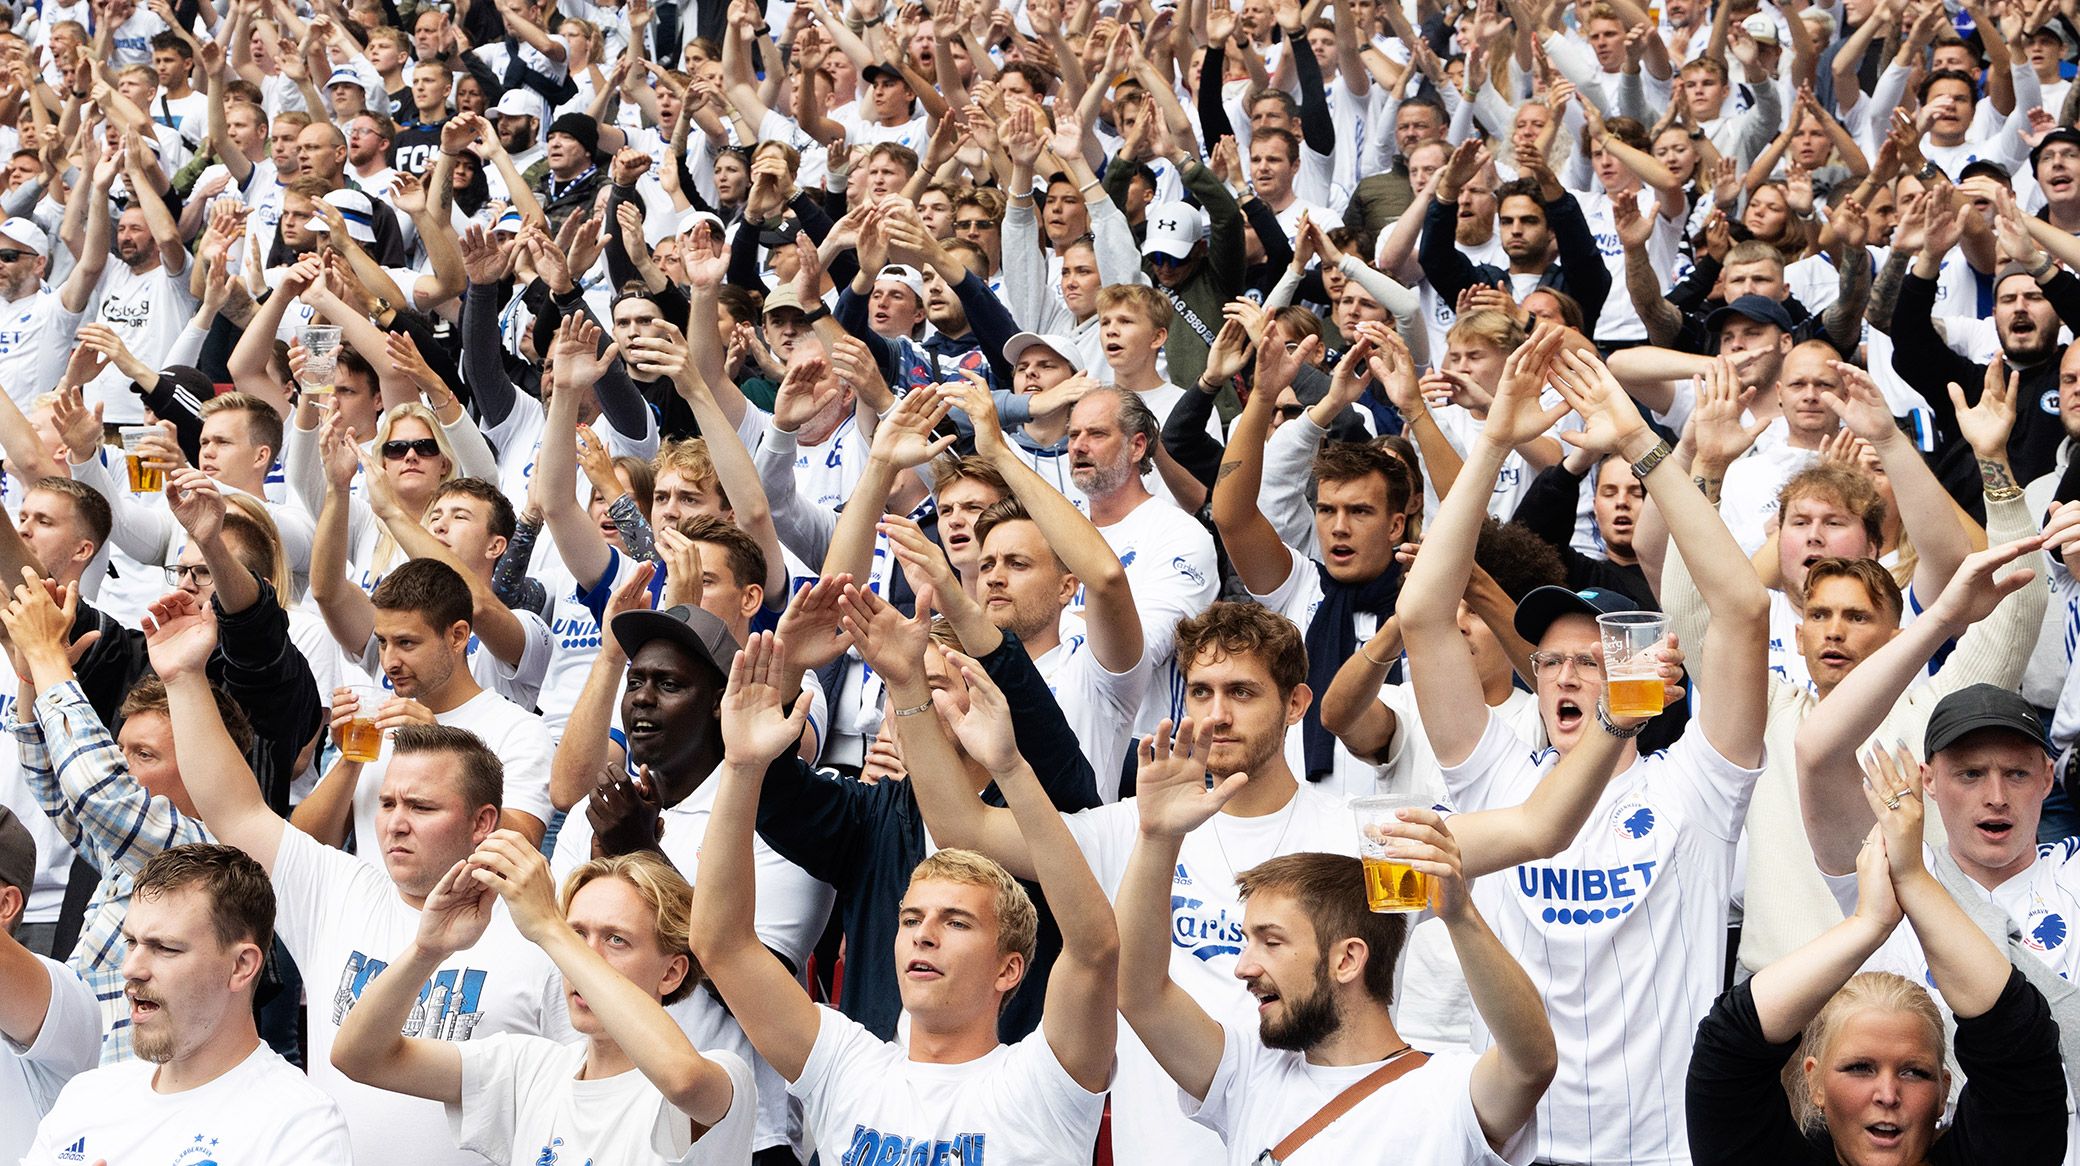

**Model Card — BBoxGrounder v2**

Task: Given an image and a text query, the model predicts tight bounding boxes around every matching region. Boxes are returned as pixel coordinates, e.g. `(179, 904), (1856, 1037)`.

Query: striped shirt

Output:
(10, 680), (213, 1064)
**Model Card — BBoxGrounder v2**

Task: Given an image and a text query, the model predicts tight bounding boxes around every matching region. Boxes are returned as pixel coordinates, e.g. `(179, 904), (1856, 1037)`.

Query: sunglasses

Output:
(382, 437), (442, 459)
(1275, 403), (1305, 421)
(0, 248), (30, 263)
(953, 218), (997, 231)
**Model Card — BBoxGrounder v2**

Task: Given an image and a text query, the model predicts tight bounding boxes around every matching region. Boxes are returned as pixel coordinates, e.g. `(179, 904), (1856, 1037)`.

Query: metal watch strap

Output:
(1597, 698), (1649, 739)
(1629, 438), (1673, 482)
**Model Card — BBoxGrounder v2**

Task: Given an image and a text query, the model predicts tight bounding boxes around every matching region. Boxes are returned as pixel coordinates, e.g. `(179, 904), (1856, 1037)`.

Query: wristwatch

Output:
(1916, 160), (1943, 182)
(1628, 437), (1673, 481)
(1597, 698), (1649, 739)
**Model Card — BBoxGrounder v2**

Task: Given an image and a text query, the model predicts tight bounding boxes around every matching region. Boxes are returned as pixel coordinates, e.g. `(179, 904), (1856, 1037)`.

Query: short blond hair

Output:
(561, 851), (701, 1005)
(655, 438), (729, 510)
(908, 848), (1037, 976)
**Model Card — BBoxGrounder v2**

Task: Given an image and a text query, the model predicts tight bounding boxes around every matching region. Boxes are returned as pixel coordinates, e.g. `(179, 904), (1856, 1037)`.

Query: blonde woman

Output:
(333, 838), (755, 1165)
(1687, 746), (2066, 1165)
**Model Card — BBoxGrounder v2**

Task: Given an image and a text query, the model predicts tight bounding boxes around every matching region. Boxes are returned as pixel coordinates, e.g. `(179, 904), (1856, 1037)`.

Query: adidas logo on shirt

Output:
(57, 1138), (87, 1162)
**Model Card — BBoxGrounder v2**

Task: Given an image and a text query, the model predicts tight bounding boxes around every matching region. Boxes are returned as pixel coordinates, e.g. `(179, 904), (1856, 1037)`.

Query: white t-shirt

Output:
(1063, 781), (1360, 1164)
(84, 259), (198, 424)
(348, 687), (555, 854)
(0, 286), (86, 412)
(1191, 1030), (1529, 1166)
(1370, 683), (1543, 1055)
(272, 824), (570, 1166)
(550, 768), (835, 1156)
(22, 1042), (352, 1165)
(1034, 629), (1146, 804)
(2, 955), (101, 1165)
(449, 1032), (757, 1166)
(1092, 496), (1218, 739)
(1443, 714), (1762, 1166)
(791, 1008), (1106, 1166)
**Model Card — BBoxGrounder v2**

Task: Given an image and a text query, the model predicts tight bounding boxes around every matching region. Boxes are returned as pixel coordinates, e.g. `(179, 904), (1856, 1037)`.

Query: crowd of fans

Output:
(4, 0), (2080, 1160)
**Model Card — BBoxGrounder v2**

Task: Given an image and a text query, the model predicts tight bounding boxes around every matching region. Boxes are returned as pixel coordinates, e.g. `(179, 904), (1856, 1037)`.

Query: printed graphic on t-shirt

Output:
(839, 1127), (989, 1165)
(329, 949), (491, 1041)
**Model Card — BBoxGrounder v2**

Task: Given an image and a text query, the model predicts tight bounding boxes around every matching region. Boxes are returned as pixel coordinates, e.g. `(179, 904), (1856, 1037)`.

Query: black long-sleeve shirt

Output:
(70, 581), (319, 815)
(1510, 465), (1656, 609)
(1889, 270), (2080, 516)
(752, 632), (1102, 1041)
(1419, 190), (1612, 330)
(1687, 968), (2067, 1166)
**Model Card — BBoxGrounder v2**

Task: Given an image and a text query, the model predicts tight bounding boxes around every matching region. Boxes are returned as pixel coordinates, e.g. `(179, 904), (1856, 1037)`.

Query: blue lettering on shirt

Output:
(841, 1127), (987, 1166)
(1171, 893), (1244, 960)
(1515, 860), (1659, 925)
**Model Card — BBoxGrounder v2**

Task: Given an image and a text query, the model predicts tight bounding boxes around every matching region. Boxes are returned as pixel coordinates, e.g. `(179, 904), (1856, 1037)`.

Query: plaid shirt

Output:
(11, 679), (212, 1064)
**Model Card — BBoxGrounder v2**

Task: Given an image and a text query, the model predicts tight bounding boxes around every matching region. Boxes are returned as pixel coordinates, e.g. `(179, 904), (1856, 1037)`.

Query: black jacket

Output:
(1419, 189), (1612, 330)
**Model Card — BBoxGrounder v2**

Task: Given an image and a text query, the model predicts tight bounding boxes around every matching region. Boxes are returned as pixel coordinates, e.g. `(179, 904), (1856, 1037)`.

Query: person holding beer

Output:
(1113, 720), (1560, 1164)
(1394, 327), (1772, 1166)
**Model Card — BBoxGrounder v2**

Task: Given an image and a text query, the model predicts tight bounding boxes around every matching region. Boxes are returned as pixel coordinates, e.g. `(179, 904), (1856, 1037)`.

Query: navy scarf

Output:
(1301, 559), (1402, 781)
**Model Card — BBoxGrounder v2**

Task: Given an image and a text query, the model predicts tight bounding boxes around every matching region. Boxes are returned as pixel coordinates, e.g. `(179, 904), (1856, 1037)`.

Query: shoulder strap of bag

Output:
(1269, 1050), (1431, 1162)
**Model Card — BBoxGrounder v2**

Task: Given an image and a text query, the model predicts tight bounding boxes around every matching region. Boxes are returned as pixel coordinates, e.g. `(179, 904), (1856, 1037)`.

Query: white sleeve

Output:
(495, 707), (556, 827)
(1262, 419), (1327, 553)
(450, 1032), (559, 1164)
(1652, 725), (1766, 842)
(70, 447), (174, 564)
(1437, 710), (1546, 811)
(7, 957), (102, 1111)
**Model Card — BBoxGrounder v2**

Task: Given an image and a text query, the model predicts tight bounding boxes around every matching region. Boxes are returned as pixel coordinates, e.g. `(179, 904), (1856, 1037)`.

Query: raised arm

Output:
(1210, 334), (1314, 596)
(1398, 326), (1571, 767)
(1114, 720), (1246, 1102)
(474, 830), (739, 1123)
(1551, 349), (1769, 767)
(936, 653), (1117, 1092)
(146, 590), (285, 870)
(1823, 359), (1970, 605)
(839, 580), (1035, 877)
(960, 377), (1143, 674)
(1796, 537), (2047, 875)
(687, 632), (828, 1083)
(328, 858), (487, 1102)
(310, 410), (378, 655)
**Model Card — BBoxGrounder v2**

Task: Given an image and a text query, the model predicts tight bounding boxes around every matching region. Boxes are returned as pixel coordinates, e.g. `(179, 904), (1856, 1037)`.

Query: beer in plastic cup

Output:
(120, 427), (162, 493)
(1353, 792), (1431, 913)
(340, 685), (382, 763)
(1597, 611), (1667, 719)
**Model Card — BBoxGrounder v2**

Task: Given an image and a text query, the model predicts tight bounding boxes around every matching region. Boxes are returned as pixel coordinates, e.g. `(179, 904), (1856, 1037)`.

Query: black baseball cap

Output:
(2031, 127), (2080, 175)
(1924, 684), (2049, 757)
(1512, 585), (1641, 644)
(611, 604), (741, 684)
(1704, 294), (1796, 335)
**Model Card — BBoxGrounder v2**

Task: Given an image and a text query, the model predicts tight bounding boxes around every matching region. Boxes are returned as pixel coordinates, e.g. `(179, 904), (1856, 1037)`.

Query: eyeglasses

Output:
(164, 563), (213, 586)
(1528, 651), (1603, 677)
(0, 249), (30, 263)
(382, 438), (442, 459)
(952, 218), (997, 231)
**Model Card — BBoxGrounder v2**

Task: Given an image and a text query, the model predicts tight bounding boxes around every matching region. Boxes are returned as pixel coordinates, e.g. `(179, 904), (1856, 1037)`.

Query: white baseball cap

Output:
(875, 263), (927, 304)
(1741, 13), (1780, 43)
(305, 189), (380, 244)
(493, 88), (547, 122)
(1002, 331), (1084, 372)
(0, 217), (47, 256)
(1141, 201), (1208, 260)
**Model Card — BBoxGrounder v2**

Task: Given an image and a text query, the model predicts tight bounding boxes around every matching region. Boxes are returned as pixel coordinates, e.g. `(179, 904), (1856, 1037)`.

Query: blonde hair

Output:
(560, 851), (701, 1005)
(369, 403), (461, 572)
(907, 848), (1037, 976)
(655, 438), (729, 510)
(223, 493), (295, 601)
(1789, 971), (1947, 1133)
